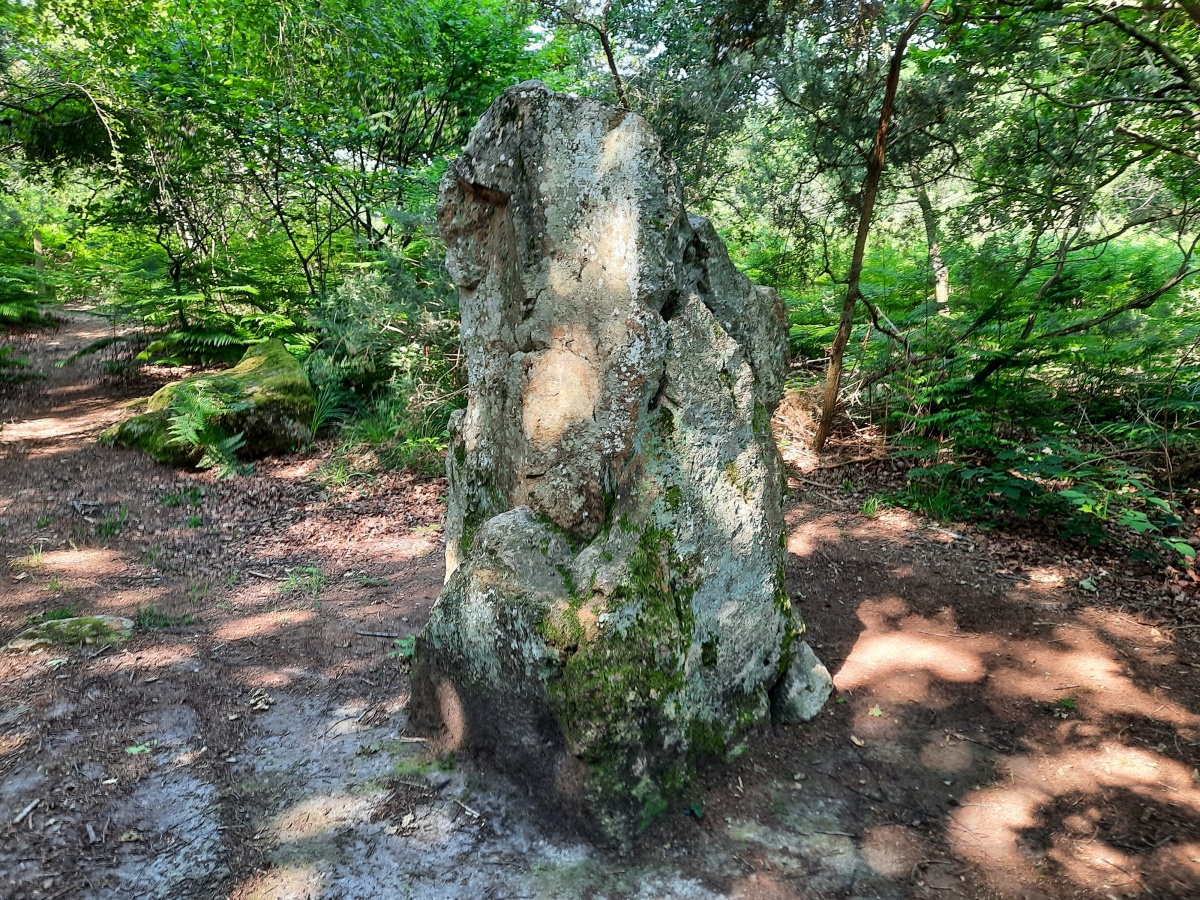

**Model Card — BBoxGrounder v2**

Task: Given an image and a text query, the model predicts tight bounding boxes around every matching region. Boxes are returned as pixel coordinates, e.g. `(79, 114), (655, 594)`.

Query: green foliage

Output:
(388, 635), (416, 659)
(95, 505), (128, 537)
(0, 346), (34, 383)
(134, 606), (194, 629)
(281, 565), (325, 600)
(309, 263), (464, 474)
(310, 385), (350, 440)
(0, 246), (52, 326)
(162, 487), (203, 508)
(165, 382), (249, 476)
(26, 603), (77, 625)
(896, 433), (1193, 563)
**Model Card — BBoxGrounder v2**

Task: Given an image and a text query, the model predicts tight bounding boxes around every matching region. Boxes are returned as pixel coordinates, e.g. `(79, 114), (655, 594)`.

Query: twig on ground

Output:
(797, 829), (857, 838)
(13, 798), (40, 825)
(454, 798), (481, 818)
(356, 630), (402, 639)
(817, 456), (878, 470)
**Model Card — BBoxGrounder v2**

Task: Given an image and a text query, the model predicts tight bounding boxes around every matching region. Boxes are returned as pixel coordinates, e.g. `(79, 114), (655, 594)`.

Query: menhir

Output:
(410, 81), (831, 843)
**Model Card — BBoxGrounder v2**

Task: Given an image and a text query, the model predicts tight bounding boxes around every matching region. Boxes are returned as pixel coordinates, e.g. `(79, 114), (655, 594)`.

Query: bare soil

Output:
(2, 312), (1199, 900)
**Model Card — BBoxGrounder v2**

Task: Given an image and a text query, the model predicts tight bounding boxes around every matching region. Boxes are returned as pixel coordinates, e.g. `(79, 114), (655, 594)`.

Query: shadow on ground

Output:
(2, 313), (1198, 899)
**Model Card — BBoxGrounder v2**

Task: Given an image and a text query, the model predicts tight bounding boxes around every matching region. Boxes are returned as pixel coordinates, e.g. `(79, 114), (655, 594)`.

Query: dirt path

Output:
(2, 313), (1199, 899)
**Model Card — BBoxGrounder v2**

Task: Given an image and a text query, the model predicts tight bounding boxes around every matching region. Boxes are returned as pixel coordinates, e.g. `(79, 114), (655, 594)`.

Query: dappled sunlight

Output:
(213, 609), (318, 642)
(861, 824), (929, 877)
(281, 523), (441, 564)
(271, 791), (375, 843)
(784, 512), (843, 556)
(949, 742), (1200, 895)
(270, 458), (321, 480)
(320, 654), (391, 680)
(38, 547), (129, 577)
(835, 622), (993, 699)
(986, 629), (1200, 733)
(728, 872), (800, 899)
(1022, 566), (1067, 590)
(919, 735), (975, 773)
(228, 666), (313, 690)
(92, 642), (197, 674)
(230, 863), (324, 900)
(0, 401), (124, 445)
(0, 731), (30, 759)
(223, 579), (287, 606)
(841, 510), (919, 541)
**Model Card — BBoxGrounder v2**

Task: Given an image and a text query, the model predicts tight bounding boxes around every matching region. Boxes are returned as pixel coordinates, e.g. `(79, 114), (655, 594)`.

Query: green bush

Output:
(308, 262), (463, 474)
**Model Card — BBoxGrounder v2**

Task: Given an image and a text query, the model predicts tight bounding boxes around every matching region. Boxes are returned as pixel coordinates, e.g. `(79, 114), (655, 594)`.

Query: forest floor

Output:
(2, 311), (1199, 900)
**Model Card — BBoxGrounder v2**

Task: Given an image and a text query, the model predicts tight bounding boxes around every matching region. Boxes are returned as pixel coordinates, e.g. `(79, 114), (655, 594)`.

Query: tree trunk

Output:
(1175, 0), (1200, 29)
(910, 166), (950, 317)
(32, 229), (47, 296)
(813, 1), (932, 452)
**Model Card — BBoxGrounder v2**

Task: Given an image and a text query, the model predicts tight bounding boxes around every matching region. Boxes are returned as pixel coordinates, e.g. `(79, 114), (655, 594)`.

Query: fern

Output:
(165, 383), (250, 477)
(0, 346), (36, 382)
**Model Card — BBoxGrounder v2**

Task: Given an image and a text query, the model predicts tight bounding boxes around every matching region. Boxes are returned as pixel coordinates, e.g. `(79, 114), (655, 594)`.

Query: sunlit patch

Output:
(1051, 840), (1142, 893)
(0, 401), (124, 444)
(436, 678), (466, 750)
(862, 824), (927, 877)
(271, 458), (320, 480)
(855, 597), (909, 629)
(279, 528), (441, 564)
(729, 871), (797, 898)
(230, 862), (323, 900)
(949, 742), (1200, 894)
(92, 642), (196, 674)
(835, 627), (991, 699)
(232, 667), (302, 689)
(38, 548), (128, 578)
(521, 345), (601, 452)
(88, 586), (174, 613)
(319, 655), (386, 680)
(785, 513), (843, 556)
(0, 731), (31, 757)
(271, 792), (374, 842)
(986, 631), (1200, 734)
(213, 610), (317, 642)
(1025, 566), (1065, 588)
(170, 747), (207, 767)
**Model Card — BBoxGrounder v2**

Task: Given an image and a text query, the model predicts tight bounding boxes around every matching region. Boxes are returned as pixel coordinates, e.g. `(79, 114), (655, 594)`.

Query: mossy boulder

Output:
(410, 84), (830, 846)
(4, 615), (134, 653)
(101, 339), (315, 466)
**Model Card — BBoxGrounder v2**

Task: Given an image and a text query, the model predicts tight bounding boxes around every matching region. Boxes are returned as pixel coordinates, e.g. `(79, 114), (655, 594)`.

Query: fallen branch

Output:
(356, 630), (402, 639)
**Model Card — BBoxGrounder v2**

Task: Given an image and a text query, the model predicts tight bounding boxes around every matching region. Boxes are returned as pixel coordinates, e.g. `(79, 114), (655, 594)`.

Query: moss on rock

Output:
(101, 339), (315, 466)
(4, 615), (134, 652)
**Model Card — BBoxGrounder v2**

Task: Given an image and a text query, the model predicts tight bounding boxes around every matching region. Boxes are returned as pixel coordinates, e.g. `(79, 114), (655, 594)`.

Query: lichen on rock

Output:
(101, 339), (315, 466)
(410, 81), (829, 843)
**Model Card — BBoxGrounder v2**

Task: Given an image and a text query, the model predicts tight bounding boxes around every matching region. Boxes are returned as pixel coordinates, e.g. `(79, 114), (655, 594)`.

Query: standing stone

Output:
(411, 81), (830, 842)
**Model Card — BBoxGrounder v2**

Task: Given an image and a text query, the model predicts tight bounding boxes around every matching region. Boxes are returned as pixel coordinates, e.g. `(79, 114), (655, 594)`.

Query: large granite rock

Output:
(411, 82), (830, 842)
